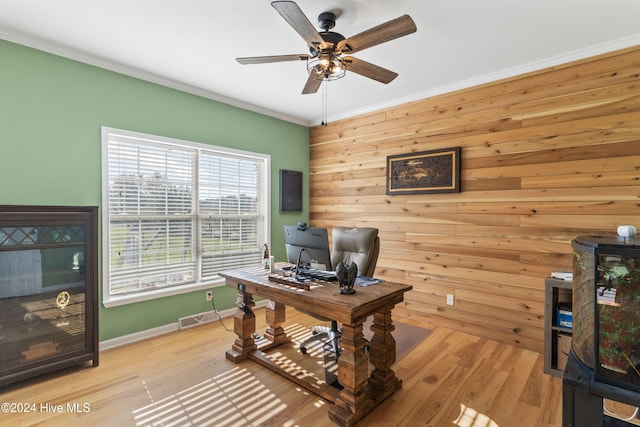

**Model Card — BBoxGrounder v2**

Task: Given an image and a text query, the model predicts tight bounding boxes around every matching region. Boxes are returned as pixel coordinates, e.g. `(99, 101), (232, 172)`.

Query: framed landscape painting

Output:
(386, 147), (461, 195)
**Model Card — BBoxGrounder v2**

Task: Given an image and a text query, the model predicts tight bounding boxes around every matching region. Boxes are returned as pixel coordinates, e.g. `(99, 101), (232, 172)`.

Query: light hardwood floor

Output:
(0, 307), (563, 427)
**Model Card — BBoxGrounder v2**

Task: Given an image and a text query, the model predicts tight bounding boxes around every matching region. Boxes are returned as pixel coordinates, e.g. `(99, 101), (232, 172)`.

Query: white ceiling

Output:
(1, 0), (639, 126)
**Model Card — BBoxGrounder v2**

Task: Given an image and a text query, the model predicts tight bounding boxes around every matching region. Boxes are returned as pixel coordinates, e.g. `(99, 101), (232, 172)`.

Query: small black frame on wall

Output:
(280, 169), (302, 212)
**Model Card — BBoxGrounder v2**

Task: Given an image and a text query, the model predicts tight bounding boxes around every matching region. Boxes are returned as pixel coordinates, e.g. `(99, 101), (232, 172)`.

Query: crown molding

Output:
(0, 28), (310, 127)
(315, 35), (640, 126)
(3, 27), (638, 128)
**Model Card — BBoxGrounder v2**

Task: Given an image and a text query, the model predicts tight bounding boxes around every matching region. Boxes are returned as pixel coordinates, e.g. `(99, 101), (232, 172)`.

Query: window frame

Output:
(101, 127), (270, 308)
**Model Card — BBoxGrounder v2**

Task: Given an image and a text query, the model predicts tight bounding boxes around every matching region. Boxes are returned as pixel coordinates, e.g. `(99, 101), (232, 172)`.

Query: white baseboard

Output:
(99, 300), (269, 351)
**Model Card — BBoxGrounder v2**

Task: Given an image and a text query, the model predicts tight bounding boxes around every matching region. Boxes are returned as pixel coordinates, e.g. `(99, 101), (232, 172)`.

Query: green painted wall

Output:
(0, 39), (310, 341)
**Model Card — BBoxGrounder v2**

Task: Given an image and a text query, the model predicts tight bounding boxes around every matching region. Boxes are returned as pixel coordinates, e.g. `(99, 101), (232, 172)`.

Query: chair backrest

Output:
(330, 227), (380, 277)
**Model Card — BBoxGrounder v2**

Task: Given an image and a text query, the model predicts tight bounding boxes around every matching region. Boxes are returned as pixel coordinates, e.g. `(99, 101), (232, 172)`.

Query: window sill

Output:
(102, 278), (226, 308)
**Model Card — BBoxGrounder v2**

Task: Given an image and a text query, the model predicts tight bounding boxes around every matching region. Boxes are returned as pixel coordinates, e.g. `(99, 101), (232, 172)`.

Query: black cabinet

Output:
(563, 235), (640, 426)
(0, 206), (98, 387)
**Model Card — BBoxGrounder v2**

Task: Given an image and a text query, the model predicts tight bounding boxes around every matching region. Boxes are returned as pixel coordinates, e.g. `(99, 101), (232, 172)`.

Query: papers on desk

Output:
(551, 271), (573, 281)
(355, 276), (383, 286)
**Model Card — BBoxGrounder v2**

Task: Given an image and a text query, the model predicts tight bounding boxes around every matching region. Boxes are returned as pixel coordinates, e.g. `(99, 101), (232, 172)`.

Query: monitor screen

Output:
(284, 224), (332, 271)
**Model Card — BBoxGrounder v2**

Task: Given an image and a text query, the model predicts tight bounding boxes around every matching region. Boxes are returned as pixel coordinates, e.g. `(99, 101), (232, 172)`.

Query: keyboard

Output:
(295, 268), (337, 282)
(280, 265), (337, 282)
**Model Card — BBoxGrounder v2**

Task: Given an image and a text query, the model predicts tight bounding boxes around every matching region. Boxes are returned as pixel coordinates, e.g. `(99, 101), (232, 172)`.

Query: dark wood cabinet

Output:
(0, 206), (98, 387)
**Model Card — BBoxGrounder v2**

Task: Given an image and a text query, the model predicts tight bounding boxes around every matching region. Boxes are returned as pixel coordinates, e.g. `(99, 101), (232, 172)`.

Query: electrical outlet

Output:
(205, 290), (213, 302)
(446, 294), (454, 306)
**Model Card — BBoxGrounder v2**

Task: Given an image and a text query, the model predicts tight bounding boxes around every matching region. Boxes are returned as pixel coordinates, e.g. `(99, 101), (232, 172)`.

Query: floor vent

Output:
(178, 310), (219, 330)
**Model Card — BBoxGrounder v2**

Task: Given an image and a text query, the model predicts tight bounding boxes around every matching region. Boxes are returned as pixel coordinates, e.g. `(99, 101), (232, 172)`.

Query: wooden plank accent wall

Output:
(308, 46), (640, 353)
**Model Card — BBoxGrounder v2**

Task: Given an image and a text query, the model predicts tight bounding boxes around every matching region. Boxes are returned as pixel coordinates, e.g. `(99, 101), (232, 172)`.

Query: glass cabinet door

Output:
(595, 251), (640, 390)
(0, 206), (98, 386)
(572, 235), (640, 393)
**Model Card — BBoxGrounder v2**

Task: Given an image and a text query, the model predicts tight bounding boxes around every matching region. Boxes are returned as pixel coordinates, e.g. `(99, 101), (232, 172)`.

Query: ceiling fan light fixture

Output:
(307, 55), (346, 80)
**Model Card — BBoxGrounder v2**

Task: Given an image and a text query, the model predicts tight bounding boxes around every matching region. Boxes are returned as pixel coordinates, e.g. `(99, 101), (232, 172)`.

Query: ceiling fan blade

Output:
(337, 15), (417, 54)
(302, 74), (323, 94)
(271, 1), (326, 49)
(343, 56), (398, 84)
(237, 54), (309, 65)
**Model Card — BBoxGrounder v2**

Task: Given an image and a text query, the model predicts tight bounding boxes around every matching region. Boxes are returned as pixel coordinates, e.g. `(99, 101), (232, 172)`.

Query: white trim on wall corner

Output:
(0, 28), (308, 127)
(100, 322), (178, 352)
(99, 300), (269, 351)
(315, 34), (640, 126)
(2, 27), (639, 128)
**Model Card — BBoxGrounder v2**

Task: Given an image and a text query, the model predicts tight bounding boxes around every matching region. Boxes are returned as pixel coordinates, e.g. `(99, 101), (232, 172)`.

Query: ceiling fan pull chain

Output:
(322, 80), (328, 126)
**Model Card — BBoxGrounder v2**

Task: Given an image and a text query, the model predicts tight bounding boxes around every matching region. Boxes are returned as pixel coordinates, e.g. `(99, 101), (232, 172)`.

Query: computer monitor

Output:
(284, 224), (332, 271)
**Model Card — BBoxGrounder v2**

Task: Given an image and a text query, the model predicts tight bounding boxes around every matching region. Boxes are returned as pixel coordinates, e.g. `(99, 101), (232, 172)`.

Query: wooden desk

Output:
(220, 264), (413, 427)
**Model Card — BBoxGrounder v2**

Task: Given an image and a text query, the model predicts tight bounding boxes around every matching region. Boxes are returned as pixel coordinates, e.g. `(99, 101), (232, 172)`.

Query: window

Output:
(101, 127), (270, 306)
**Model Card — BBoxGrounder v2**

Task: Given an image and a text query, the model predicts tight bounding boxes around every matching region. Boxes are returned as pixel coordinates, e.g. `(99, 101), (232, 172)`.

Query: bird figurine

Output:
(336, 261), (347, 284)
(336, 261), (358, 294)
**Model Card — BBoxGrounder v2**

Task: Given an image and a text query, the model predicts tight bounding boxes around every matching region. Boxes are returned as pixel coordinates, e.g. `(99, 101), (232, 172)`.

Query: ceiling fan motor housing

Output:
(309, 12), (345, 56)
(319, 31), (345, 47)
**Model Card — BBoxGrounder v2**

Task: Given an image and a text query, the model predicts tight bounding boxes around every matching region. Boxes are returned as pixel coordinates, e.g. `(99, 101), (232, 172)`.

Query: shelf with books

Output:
(544, 276), (572, 377)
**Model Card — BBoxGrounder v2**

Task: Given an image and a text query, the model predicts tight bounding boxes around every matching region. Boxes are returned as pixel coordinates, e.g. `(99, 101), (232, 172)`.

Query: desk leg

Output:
(368, 308), (401, 394)
(329, 321), (369, 427)
(225, 289), (257, 363)
(262, 300), (290, 348)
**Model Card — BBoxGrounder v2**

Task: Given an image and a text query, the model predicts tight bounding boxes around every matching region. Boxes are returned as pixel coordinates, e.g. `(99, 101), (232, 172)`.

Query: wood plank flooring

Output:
(0, 307), (564, 427)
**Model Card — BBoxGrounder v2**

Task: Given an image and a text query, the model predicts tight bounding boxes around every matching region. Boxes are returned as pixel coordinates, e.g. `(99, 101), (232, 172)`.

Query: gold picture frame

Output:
(386, 147), (461, 195)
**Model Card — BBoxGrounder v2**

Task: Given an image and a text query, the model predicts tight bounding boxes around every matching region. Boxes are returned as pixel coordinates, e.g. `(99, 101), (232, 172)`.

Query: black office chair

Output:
(299, 227), (380, 356)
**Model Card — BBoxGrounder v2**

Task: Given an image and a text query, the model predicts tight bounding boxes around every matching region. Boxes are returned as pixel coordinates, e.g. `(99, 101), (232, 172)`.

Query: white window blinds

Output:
(199, 153), (263, 276)
(103, 128), (268, 300)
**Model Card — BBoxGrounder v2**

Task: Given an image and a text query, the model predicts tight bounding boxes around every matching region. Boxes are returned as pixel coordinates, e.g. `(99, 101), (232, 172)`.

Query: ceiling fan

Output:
(236, 1), (417, 95)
